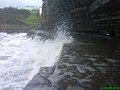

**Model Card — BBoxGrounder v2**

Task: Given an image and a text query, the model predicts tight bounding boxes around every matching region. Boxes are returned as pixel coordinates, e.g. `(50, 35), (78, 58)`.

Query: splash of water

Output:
(0, 30), (73, 90)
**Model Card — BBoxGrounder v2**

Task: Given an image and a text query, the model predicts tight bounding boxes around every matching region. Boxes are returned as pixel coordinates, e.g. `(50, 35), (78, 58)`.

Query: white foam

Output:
(0, 31), (72, 90)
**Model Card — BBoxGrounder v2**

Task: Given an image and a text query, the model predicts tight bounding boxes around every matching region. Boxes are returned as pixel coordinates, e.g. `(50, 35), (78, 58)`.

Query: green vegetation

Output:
(0, 7), (42, 30)
(0, 7), (30, 25)
(25, 14), (41, 25)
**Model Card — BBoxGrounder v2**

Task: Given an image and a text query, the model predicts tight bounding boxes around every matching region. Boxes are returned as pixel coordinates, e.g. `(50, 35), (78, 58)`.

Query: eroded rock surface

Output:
(24, 41), (120, 90)
(41, 0), (120, 39)
(24, 0), (120, 90)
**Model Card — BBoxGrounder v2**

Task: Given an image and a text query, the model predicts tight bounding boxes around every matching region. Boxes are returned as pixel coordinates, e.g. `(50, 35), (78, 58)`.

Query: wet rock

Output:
(66, 86), (84, 90)
(23, 74), (51, 90)
(24, 42), (120, 90)
(41, 0), (120, 40)
(38, 66), (55, 78)
(23, 0), (120, 89)
(88, 0), (110, 14)
(57, 64), (67, 69)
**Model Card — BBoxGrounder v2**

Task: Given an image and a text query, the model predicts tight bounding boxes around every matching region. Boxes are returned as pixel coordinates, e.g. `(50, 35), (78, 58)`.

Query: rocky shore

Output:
(24, 0), (120, 90)
(0, 24), (40, 33)
(24, 39), (120, 90)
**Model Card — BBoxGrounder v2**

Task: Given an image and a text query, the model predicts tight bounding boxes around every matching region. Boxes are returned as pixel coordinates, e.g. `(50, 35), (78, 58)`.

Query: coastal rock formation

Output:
(24, 42), (120, 90)
(24, 0), (120, 90)
(41, 0), (120, 39)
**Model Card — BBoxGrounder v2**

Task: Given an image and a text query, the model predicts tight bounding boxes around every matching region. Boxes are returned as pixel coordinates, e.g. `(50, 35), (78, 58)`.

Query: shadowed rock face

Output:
(41, 0), (120, 40)
(24, 41), (120, 90)
(23, 0), (120, 90)
(41, 0), (95, 33)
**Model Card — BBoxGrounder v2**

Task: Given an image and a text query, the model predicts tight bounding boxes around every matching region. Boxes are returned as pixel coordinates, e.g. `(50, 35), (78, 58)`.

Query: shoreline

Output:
(0, 24), (40, 33)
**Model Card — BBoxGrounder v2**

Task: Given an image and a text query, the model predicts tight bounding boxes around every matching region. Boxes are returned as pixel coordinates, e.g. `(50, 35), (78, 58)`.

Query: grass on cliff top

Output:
(25, 14), (41, 25)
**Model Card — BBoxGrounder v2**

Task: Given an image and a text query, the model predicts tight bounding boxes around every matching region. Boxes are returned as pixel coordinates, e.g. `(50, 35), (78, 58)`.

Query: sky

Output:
(0, 0), (43, 8)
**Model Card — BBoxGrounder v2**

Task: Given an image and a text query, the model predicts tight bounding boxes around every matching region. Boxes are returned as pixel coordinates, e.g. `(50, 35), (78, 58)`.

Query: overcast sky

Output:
(0, 0), (43, 8)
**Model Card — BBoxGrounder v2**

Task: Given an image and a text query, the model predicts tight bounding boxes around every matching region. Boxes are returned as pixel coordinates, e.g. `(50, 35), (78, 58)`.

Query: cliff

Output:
(41, 0), (120, 40)
(24, 0), (120, 90)
(24, 42), (120, 90)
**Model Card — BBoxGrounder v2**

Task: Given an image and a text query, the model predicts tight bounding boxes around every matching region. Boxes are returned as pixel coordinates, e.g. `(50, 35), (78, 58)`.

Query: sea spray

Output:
(26, 30), (73, 81)
(0, 30), (73, 90)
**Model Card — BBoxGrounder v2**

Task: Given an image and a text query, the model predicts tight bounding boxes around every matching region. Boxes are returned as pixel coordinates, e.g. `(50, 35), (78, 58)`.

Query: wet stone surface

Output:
(24, 43), (120, 90)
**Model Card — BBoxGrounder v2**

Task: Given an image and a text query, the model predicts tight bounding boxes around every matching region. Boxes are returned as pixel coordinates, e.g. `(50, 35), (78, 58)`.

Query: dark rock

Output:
(66, 86), (84, 90)
(23, 74), (51, 90)
(24, 0), (120, 90)
(87, 0), (110, 14)
(41, 0), (120, 40)
(24, 43), (120, 90)
(38, 66), (55, 78)
(57, 65), (67, 69)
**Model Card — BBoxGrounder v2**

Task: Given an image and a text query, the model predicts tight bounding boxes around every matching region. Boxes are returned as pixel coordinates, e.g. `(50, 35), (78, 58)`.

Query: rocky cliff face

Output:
(41, 0), (120, 40)
(23, 1), (120, 90)
(24, 42), (120, 90)
(41, 0), (95, 32)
